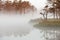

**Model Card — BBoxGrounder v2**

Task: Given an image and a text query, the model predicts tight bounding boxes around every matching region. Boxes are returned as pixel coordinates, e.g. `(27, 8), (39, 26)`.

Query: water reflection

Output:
(29, 19), (60, 40)
(0, 14), (60, 40)
(1, 27), (60, 40)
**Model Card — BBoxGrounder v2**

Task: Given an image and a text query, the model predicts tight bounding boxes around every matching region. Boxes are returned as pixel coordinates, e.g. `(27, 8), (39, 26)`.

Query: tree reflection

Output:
(42, 30), (60, 40)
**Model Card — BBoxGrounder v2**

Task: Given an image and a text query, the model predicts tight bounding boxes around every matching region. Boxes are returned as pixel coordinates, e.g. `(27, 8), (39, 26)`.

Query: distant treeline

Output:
(0, 0), (37, 14)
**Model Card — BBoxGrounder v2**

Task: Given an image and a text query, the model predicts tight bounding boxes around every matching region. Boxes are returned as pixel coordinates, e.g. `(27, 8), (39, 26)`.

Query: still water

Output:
(0, 13), (60, 40)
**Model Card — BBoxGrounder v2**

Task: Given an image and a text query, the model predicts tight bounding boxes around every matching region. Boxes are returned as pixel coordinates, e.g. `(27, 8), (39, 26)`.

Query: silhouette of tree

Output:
(4, 0), (12, 11)
(44, 0), (60, 19)
(0, 0), (3, 11)
(49, 7), (55, 18)
(21, 1), (31, 14)
(40, 5), (49, 20)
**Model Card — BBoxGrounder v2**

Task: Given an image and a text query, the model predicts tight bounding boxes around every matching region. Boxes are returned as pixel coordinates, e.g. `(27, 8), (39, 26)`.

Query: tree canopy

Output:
(0, 0), (37, 14)
(40, 0), (60, 19)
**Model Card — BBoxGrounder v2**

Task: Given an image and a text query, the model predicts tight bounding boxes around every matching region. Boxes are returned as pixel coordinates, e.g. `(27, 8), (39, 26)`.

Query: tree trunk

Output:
(45, 12), (48, 20)
(53, 13), (55, 19)
(55, 9), (58, 19)
(24, 8), (25, 14)
(43, 14), (45, 19)
(59, 14), (60, 19)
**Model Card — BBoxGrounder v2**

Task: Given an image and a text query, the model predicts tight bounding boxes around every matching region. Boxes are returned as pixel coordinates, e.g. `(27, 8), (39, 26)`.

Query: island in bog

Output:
(0, 0), (60, 40)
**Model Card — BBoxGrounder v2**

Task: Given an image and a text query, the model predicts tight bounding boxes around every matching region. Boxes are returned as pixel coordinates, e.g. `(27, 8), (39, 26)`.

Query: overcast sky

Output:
(30, 0), (47, 9)
(22, 0), (47, 9)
